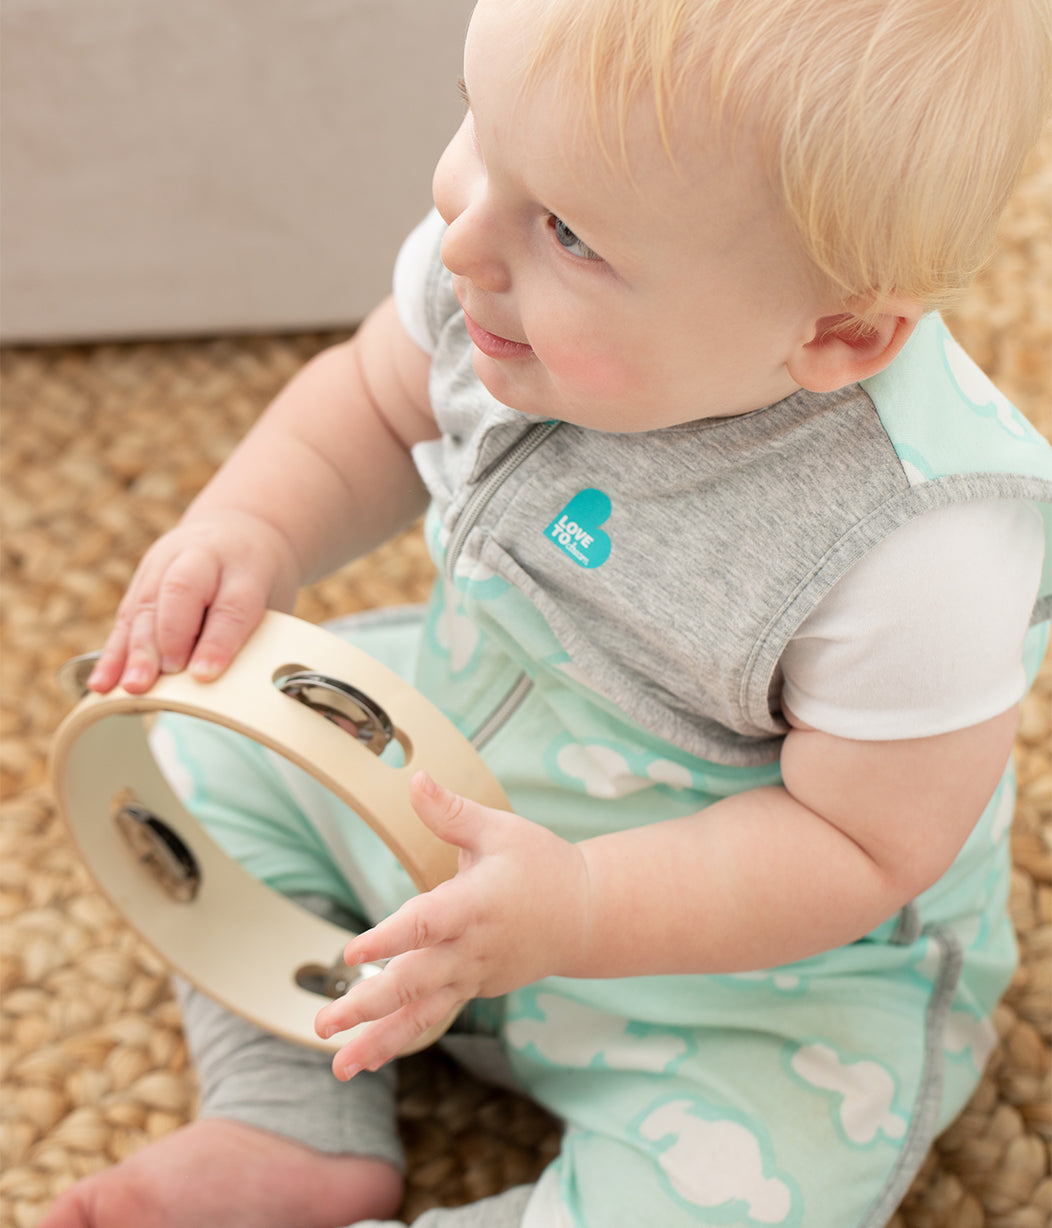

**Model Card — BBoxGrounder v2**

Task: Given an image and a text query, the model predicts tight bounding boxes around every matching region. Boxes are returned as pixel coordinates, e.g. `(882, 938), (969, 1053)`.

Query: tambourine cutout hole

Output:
(295, 962), (337, 998)
(294, 958), (385, 1000)
(271, 664), (396, 757)
(382, 728), (412, 769)
(111, 787), (201, 903)
(272, 663), (309, 685)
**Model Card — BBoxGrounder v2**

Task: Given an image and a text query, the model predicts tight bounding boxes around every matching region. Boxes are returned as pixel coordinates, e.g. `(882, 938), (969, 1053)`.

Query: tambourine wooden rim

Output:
(48, 611), (510, 1053)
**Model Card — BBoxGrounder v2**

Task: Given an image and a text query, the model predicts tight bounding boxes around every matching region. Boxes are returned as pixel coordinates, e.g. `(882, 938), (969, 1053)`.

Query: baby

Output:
(44, 1), (1052, 1225)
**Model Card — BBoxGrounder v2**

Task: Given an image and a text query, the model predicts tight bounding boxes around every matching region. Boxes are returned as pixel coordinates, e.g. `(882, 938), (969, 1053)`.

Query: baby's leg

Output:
(479, 926), (1007, 1228)
(39, 1120), (402, 1228)
(40, 983), (406, 1228)
(41, 704), (410, 1227)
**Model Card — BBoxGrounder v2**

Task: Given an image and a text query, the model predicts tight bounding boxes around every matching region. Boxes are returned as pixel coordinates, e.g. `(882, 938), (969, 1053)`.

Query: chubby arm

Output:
(316, 704), (1018, 1076)
(569, 704), (1019, 975)
(91, 296), (436, 693)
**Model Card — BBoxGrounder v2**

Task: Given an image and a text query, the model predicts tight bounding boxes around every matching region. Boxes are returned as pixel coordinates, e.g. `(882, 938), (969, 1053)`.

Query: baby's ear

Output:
(786, 298), (922, 393)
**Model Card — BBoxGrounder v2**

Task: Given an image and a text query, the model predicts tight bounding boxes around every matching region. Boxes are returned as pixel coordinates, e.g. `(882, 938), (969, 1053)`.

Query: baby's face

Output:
(432, 0), (831, 431)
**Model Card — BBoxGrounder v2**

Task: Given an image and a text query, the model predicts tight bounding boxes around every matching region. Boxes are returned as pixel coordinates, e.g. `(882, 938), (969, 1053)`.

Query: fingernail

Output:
(189, 658), (218, 681)
(417, 771), (438, 798)
(336, 1060), (361, 1082)
(160, 655), (181, 674)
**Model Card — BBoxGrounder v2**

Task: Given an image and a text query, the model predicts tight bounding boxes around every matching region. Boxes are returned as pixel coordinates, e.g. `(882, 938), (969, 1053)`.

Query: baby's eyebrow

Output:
(456, 76), (470, 105)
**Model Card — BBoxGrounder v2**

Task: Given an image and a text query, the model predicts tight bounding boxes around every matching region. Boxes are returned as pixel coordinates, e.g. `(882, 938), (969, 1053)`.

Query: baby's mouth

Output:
(462, 310), (534, 360)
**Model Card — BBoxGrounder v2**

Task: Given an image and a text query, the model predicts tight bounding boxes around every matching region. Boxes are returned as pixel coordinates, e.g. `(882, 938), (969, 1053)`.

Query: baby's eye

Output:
(551, 216), (601, 262)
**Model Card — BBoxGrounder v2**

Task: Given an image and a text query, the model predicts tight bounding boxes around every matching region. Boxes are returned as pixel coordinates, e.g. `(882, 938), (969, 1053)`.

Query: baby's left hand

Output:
(314, 771), (590, 1079)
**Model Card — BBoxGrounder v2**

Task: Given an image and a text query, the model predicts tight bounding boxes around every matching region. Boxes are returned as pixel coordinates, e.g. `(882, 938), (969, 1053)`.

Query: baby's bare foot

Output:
(38, 1117), (403, 1228)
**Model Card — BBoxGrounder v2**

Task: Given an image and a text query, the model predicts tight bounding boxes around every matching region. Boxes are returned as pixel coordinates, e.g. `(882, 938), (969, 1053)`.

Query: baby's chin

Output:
(469, 351), (661, 432)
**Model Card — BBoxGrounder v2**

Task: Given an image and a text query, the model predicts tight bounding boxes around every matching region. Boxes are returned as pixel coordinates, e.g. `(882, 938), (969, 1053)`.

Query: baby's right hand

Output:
(88, 511), (302, 695)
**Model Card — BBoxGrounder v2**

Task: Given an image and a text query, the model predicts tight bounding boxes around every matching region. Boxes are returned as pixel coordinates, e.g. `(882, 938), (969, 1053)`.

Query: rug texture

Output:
(1, 130), (1049, 1227)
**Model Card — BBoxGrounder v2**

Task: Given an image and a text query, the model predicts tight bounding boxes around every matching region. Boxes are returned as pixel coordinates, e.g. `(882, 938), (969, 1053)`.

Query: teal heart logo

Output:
(544, 488), (612, 569)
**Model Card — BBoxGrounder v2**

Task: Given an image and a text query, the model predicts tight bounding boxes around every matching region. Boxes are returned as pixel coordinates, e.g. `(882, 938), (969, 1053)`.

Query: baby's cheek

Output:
(543, 335), (644, 402)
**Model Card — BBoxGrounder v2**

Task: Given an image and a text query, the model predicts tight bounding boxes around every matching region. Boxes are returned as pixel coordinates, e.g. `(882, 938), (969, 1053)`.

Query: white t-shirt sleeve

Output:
(392, 208), (447, 356)
(780, 499), (1044, 739)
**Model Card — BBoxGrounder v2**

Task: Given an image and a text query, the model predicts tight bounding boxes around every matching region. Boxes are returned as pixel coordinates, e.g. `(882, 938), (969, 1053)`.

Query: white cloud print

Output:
(555, 742), (649, 799)
(944, 1009), (998, 1071)
(943, 337), (1026, 437)
(730, 970), (805, 993)
(505, 993), (688, 1073)
(556, 742), (705, 797)
(434, 599), (479, 673)
(638, 1099), (794, 1223)
(646, 758), (695, 789)
(789, 1043), (907, 1146)
(452, 552), (496, 583)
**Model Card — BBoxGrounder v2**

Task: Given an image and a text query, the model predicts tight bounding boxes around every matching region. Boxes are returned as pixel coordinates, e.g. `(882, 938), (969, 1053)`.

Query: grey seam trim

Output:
(891, 904), (923, 947)
(859, 922), (964, 1228)
(469, 672), (534, 751)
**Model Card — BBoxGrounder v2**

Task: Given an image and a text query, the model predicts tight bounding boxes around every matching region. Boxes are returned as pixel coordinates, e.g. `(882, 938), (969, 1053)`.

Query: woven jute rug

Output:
(2, 135), (1049, 1228)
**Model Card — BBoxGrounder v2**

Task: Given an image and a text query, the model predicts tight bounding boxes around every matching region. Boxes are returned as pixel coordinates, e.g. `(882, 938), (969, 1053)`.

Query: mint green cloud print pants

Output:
(155, 607), (1019, 1228)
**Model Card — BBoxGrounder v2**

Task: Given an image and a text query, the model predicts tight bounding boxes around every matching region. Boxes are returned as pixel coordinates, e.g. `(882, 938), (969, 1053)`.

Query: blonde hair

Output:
(523, 0), (1052, 313)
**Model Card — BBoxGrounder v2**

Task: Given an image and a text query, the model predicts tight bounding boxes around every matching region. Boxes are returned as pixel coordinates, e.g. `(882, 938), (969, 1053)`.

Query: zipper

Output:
(444, 418), (558, 749)
(469, 672), (534, 750)
(445, 419), (561, 582)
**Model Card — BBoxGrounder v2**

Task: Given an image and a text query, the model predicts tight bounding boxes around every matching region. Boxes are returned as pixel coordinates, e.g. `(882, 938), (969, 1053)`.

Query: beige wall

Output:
(1, 0), (474, 341)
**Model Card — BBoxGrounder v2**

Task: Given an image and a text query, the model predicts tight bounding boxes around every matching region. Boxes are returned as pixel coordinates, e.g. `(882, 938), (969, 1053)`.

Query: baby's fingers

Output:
(115, 552), (216, 692)
(152, 548), (222, 677)
(321, 966), (465, 1079)
(182, 577), (268, 682)
(119, 553), (264, 690)
(316, 945), (453, 1039)
(341, 884), (466, 971)
(87, 618), (133, 693)
(116, 600), (170, 693)
(331, 994), (463, 1079)
(89, 574), (162, 694)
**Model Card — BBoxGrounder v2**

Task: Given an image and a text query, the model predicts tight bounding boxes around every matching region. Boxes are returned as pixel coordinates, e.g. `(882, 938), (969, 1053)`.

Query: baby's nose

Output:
(439, 211), (512, 293)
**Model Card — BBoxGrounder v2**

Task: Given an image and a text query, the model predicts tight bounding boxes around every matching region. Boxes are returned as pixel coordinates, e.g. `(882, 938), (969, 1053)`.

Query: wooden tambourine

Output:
(49, 611), (510, 1054)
